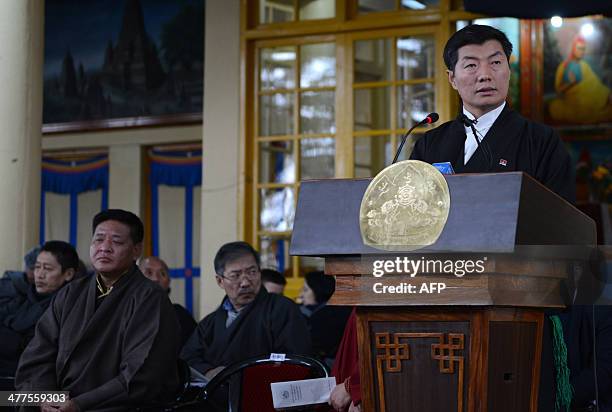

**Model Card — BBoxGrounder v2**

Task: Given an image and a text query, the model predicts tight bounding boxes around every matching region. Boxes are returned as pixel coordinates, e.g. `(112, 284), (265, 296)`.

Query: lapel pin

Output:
(499, 159), (508, 167)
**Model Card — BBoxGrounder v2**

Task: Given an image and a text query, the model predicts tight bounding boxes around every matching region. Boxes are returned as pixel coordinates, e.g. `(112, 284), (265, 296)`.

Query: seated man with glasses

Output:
(181, 241), (311, 382)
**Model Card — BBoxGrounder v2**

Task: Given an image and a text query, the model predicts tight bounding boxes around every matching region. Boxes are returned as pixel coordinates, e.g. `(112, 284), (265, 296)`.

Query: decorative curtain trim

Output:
(149, 149), (202, 187)
(42, 155), (109, 194)
(150, 149), (201, 314)
(40, 155), (109, 245)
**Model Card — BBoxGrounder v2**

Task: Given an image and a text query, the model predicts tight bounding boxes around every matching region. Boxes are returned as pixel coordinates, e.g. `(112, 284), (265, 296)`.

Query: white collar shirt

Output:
(463, 101), (506, 164)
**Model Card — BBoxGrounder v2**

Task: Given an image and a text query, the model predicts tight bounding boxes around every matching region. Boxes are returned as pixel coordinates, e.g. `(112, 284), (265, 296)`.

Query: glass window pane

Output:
(358, 0), (394, 13)
(397, 36), (435, 80)
(354, 87), (391, 131)
(300, 43), (336, 87)
(260, 187), (295, 231)
(259, 235), (291, 273)
(397, 83), (435, 129)
(259, 93), (294, 136)
(260, 47), (296, 90)
(300, 91), (335, 134)
(260, 0), (295, 24)
(299, 0), (335, 20)
(259, 141), (295, 183)
(300, 137), (335, 180)
(354, 39), (392, 83)
(400, 0), (440, 10)
(354, 135), (394, 177)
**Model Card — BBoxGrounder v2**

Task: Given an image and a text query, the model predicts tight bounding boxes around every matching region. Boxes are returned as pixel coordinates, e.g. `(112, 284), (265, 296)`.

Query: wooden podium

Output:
(290, 172), (596, 412)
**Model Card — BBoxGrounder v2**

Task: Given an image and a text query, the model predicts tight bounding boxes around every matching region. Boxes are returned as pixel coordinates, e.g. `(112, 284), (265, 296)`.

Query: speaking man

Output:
(410, 24), (574, 203)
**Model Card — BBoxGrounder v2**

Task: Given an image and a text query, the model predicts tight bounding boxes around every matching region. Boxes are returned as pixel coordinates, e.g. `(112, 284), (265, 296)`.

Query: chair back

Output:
(241, 363), (311, 412)
(202, 354), (329, 412)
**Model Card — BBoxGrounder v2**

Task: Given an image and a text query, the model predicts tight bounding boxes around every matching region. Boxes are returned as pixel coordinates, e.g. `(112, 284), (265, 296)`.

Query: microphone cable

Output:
(460, 114), (494, 171)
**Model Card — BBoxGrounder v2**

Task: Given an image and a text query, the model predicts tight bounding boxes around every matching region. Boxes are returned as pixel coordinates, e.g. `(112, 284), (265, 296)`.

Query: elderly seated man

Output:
(139, 255), (197, 348)
(16, 209), (181, 411)
(181, 241), (311, 381)
(0, 241), (77, 377)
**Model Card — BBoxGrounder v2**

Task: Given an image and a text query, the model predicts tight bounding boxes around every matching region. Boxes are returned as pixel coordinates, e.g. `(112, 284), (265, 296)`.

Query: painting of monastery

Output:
(43, 0), (204, 127)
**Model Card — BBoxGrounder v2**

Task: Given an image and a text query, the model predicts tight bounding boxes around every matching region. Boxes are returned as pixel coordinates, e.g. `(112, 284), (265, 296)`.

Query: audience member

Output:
(181, 241), (311, 382)
(1, 246), (41, 305)
(261, 268), (287, 294)
(0, 241), (77, 377)
(299, 271), (334, 315)
(140, 255), (197, 348)
(299, 271), (352, 368)
(329, 308), (360, 412)
(0, 272), (29, 307)
(16, 209), (181, 411)
(23, 246), (41, 285)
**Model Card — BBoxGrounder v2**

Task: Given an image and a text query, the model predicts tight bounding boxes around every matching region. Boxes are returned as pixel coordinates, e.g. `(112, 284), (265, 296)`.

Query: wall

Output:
(200, 0), (242, 316)
(41, 0), (242, 319)
(43, 124), (204, 319)
(43, 124), (201, 215)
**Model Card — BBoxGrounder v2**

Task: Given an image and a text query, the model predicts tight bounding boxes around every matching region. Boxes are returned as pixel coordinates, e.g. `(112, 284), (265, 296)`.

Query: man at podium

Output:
(329, 24), (608, 412)
(407, 24), (609, 412)
(410, 24), (574, 204)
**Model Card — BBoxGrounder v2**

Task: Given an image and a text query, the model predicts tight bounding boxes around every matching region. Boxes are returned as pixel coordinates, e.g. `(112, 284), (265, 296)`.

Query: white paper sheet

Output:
(270, 376), (336, 409)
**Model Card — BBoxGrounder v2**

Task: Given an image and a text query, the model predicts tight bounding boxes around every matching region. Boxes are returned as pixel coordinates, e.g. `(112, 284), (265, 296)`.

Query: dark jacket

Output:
(181, 287), (311, 374)
(0, 275), (54, 376)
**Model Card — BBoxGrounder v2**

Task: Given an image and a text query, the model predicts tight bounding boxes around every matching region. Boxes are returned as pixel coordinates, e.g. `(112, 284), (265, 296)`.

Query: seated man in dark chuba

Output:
(181, 241), (311, 382)
(16, 209), (181, 411)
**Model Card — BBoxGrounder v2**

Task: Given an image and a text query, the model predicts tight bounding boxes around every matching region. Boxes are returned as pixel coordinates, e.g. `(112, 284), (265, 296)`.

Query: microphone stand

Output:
(392, 120), (426, 164)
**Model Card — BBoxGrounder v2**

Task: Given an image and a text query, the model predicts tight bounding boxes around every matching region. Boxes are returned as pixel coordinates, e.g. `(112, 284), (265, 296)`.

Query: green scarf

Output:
(549, 315), (573, 412)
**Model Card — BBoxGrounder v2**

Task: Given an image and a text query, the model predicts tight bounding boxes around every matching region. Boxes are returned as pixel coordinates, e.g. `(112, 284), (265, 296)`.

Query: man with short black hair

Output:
(0, 241), (78, 377)
(16, 209), (181, 411)
(1, 246), (41, 306)
(410, 24), (574, 203)
(181, 241), (311, 381)
(407, 24), (610, 412)
(261, 268), (287, 295)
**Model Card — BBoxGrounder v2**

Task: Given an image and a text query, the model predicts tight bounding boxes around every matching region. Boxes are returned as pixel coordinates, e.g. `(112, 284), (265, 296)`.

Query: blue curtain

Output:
(40, 155), (109, 246)
(149, 149), (202, 314)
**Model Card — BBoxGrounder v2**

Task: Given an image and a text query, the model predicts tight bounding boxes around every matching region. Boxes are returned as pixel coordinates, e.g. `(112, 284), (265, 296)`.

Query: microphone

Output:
(392, 112), (439, 164)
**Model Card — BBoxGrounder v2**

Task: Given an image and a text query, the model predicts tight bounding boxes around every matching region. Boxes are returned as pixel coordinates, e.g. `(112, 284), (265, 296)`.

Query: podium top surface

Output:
(290, 172), (595, 256)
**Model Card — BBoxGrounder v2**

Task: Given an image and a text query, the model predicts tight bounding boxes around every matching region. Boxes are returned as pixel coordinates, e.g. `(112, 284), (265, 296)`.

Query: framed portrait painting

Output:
(542, 16), (612, 126)
(43, 0), (204, 133)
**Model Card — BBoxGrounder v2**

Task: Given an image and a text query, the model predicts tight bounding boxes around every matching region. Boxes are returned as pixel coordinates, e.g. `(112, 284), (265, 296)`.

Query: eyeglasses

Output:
(220, 266), (260, 282)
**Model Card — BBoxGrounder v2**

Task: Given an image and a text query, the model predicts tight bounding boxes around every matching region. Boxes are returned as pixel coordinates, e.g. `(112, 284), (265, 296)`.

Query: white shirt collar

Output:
(463, 102), (506, 164)
(462, 101), (506, 130)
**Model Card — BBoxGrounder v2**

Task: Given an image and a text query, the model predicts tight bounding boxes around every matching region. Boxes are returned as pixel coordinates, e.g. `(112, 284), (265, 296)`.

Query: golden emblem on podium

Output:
(359, 160), (450, 251)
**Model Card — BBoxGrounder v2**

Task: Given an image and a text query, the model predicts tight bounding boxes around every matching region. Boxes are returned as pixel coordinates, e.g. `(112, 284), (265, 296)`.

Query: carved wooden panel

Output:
(370, 321), (469, 412)
(487, 321), (537, 412)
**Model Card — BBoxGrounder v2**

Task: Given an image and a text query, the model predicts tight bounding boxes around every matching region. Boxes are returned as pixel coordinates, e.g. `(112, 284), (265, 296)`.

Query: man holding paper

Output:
(181, 241), (311, 381)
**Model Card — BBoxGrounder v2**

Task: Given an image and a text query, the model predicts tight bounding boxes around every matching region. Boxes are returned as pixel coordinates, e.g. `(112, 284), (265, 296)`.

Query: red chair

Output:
(201, 354), (333, 412)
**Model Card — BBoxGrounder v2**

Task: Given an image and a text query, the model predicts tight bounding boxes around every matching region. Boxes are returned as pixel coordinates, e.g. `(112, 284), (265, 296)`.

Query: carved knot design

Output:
(374, 332), (410, 372)
(431, 333), (465, 373)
